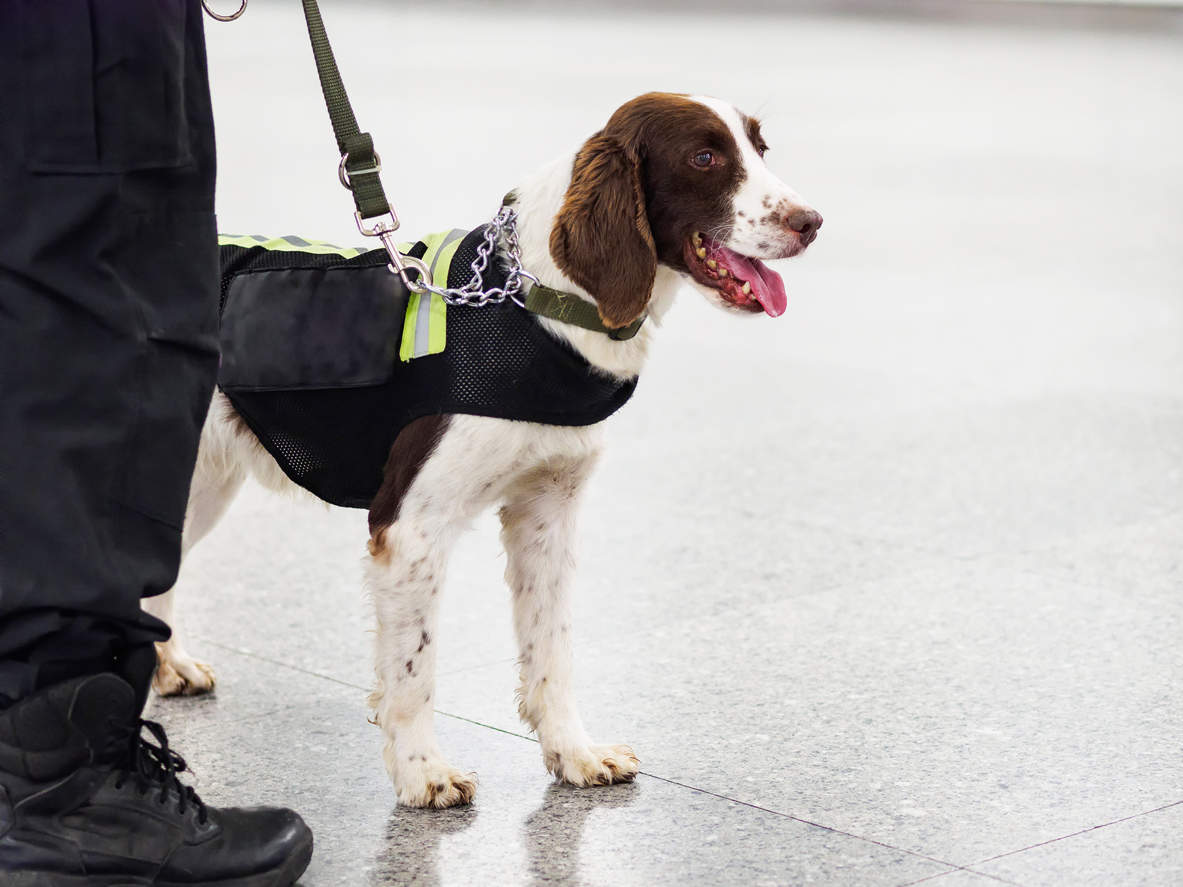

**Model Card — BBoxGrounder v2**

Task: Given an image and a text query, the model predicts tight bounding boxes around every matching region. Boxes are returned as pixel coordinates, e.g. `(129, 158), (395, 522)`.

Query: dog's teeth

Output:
(718, 268), (728, 278)
(741, 281), (751, 294)
(695, 247), (706, 259)
(706, 259), (717, 270)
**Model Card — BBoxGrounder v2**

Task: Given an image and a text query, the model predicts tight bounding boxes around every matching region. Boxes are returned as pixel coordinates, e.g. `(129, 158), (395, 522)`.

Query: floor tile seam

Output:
(432, 708), (964, 872)
(193, 635), (373, 694)
(181, 643), (531, 737)
(964, 799), (1183, 869)
(895, 866), (1028, 887)
(633, 771), (963, 872)
(193, 634), (518, 697)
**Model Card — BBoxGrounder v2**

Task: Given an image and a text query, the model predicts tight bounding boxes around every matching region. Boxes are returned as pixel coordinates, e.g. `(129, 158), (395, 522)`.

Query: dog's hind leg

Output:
(499, 458), (639, 788)
(145, 422), (246, 697)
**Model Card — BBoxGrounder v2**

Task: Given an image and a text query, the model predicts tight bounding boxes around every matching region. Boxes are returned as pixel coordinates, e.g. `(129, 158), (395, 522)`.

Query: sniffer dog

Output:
(146, 92), (822, 807)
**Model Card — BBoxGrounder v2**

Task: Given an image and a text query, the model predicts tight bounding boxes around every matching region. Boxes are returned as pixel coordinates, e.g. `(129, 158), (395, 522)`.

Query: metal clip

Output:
(202, 0), (247, 22)
(510, 270), (538, 309)
(353, 211), (430, 293)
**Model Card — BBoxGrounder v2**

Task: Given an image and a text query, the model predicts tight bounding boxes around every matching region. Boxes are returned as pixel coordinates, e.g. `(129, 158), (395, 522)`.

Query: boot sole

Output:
(6, 832), (313, 887)
(158, 832), (315, 887)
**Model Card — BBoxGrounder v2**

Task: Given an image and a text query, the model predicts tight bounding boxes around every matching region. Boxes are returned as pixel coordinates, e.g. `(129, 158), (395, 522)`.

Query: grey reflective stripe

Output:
(429, 228), (468, 281)
(282, 234), (311, 247)
(412, 229), (467, 358)
(250, 234), (268, 243)
(413, 292), (432, 358)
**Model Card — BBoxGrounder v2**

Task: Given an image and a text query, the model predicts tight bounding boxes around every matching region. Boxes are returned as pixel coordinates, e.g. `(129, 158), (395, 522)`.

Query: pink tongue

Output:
(714, 247), (788, 317)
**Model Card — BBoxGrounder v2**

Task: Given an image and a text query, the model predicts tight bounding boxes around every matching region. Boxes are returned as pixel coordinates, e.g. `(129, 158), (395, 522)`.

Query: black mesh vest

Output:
(216, 226), (638, 509)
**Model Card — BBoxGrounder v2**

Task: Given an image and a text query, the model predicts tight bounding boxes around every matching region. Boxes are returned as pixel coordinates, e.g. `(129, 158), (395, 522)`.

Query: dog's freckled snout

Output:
(786, 208), (822, 245)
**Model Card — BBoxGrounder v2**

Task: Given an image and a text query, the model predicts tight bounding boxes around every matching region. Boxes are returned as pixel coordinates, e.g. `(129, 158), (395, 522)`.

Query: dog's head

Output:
(550, 92), (822, 329)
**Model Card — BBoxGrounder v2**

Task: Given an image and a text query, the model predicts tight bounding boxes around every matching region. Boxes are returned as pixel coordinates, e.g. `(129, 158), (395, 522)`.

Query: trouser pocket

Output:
(22, 0), (193, 173)
(113, 208), (220, 531)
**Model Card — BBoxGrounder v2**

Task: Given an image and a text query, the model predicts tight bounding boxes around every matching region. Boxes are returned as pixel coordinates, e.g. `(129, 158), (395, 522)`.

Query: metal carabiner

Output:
(387, 250), (432, 295)
(202, 0), (247, 22)
(353, 210), (430, 294)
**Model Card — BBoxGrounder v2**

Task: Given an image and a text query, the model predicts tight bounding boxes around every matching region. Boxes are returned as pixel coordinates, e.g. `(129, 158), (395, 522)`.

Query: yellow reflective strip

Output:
(414, 230), (454, 280)
(216, 233), (382, 259)
(217, 234), (265, 249)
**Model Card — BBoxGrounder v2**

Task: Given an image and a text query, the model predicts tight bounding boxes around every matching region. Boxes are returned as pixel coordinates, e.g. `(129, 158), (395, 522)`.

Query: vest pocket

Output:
(22, 0), (192, 173)
(219, 266), (409, 392)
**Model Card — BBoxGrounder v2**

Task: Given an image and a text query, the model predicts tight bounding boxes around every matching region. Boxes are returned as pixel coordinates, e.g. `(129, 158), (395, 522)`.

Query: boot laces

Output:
(108, 718), (209, 824)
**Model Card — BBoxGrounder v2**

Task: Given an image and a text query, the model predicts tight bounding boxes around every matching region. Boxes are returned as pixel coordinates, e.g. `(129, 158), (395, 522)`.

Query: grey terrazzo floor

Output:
(147, 2), (1183, 884)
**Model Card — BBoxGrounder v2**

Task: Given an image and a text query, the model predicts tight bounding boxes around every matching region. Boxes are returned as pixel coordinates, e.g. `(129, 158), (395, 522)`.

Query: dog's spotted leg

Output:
(366, 517), (476, 808)
(499, 458), (639, 788)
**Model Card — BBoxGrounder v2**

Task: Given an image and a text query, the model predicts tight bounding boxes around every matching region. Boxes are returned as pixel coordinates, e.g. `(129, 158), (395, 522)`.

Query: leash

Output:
(299, 0), (431, 293)
(296, 0), (644, 339)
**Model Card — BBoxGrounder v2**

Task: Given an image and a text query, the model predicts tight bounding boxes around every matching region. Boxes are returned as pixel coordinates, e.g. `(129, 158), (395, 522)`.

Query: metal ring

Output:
(202, 0), (247, 22)
(338, 151), (382, 190)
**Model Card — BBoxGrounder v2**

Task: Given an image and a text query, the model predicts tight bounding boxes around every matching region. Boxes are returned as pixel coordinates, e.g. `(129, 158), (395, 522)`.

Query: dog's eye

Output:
(691, 151), (715, 169)
(757, 144), (769, 158)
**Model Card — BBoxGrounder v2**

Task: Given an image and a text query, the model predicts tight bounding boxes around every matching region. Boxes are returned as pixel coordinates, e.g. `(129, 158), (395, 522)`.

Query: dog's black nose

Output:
(787, 209), (823, 245)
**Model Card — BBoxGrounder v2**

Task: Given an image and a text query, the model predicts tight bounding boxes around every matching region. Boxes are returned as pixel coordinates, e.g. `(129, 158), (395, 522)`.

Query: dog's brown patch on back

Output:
(368, 414), (451, 554)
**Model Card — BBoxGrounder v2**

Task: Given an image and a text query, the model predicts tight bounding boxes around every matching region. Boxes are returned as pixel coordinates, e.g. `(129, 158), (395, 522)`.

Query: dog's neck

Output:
(509, 152), (680, 381)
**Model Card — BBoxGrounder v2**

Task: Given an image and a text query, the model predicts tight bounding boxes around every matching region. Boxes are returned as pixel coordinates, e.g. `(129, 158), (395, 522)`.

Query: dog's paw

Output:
(392, 757), (478, 808)
(153, 644), (216, 697)
(544, 744), (639, 787)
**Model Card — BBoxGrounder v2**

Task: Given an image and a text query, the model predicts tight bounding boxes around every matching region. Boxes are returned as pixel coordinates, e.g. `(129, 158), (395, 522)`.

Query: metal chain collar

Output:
(407, 207), (534, 307)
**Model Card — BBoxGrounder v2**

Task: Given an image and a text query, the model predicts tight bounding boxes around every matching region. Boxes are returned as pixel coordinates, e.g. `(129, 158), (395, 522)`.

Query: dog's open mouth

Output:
(683, 232), (788, 317)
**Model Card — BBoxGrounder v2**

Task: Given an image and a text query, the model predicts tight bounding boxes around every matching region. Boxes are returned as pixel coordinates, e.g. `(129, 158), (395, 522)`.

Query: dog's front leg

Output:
(366, 517), (475, 808)
(500, 460), (639, 787)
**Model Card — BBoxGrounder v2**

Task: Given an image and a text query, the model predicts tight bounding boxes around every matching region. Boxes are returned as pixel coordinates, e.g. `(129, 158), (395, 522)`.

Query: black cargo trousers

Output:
(0, 0), (219, 704)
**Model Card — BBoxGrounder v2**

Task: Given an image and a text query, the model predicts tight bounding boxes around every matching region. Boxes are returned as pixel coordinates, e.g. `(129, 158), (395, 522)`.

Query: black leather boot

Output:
(0, 673), (313, 886)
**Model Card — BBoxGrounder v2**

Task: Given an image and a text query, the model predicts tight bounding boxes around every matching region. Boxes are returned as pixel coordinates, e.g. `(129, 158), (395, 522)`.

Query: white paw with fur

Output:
(152, 643), (216, 697)
(544, 744), (639, 787)
(391, 754), (478, 808)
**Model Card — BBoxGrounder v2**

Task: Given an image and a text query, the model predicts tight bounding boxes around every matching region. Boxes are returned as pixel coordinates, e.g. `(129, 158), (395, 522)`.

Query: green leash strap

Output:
(523, 285), (646, 341)
(300, 0), (392, 225)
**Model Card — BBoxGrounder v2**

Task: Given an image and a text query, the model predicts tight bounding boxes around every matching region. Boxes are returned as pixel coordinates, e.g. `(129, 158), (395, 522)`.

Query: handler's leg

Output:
(0, 3), (311, 882)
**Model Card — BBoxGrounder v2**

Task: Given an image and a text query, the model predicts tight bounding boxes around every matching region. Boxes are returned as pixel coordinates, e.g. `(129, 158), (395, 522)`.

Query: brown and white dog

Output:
(146, 92), (821, 807)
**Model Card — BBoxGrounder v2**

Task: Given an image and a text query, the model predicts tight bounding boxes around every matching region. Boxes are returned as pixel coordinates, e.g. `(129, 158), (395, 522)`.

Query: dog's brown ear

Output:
(550, 133), (657, 329)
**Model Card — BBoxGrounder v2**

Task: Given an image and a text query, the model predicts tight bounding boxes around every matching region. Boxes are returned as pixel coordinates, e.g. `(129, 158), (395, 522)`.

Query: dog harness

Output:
(216, 226), (638, 509)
